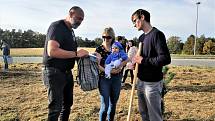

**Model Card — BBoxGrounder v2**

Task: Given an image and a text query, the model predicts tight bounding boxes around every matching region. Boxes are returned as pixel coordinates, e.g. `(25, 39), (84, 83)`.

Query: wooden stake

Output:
(127, 42), (143, 121)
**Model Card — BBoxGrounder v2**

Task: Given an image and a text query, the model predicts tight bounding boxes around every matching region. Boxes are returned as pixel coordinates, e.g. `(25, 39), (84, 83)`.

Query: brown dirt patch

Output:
(0, 64), (215, 121)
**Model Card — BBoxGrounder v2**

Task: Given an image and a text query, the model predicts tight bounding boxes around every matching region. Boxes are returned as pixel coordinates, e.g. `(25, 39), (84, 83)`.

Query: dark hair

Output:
(132, 9), (150, 23)
(69, 6), (84, 13)
(128, 40), (136, 47)
(117, 36), (123, 41)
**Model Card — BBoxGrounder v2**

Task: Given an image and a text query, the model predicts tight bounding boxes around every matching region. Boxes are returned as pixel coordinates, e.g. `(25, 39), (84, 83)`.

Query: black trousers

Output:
(42, 67), (74, 121)
(122, 69), (134, 84)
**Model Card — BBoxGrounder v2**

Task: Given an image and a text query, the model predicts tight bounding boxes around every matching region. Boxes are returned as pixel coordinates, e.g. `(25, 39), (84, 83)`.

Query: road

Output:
(0, 57), (215, 67)
(170, 58), (215, 67)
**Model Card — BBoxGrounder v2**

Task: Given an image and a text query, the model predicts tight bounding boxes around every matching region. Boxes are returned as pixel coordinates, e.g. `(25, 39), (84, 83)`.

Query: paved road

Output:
(170, 59), (215, 67)
(0, 57), (215, 67)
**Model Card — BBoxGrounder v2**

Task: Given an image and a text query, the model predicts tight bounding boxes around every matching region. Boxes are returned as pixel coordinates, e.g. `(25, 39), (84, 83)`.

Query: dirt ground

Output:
(0, 63), (215, 121)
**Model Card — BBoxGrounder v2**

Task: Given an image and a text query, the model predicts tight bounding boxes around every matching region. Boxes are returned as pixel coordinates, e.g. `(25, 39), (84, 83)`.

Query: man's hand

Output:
(134, 55), (143, 64)
(77, 49), (89, 57)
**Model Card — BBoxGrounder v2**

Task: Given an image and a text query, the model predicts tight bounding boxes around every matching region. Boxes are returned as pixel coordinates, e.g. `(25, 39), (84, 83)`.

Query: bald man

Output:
(42, 6), (88, 121)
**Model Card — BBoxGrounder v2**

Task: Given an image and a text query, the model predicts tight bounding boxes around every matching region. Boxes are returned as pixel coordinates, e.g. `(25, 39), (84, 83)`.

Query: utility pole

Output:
(194, 2), (201, 55)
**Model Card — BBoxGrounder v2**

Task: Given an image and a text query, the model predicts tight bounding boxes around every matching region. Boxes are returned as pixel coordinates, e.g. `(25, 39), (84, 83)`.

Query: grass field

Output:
(1, 48), (215, 59)
(0, 48), (96, 57)
(0, 63), (215, 121)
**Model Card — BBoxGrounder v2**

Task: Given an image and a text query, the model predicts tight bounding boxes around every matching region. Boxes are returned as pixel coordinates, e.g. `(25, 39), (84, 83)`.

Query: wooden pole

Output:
(127, 42), (143, 121)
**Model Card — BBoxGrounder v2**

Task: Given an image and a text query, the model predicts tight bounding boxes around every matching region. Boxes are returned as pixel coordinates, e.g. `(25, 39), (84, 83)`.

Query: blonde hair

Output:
(102, 27), (115, 40)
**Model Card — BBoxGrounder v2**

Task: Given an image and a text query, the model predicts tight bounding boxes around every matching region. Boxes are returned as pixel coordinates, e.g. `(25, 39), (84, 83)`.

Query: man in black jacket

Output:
(131, 9), (171, 121)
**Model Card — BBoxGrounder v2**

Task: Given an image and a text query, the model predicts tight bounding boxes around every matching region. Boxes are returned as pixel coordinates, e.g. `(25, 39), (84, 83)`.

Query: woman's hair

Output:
(128, 40), (135, 47)
(102, 27), (115, 45)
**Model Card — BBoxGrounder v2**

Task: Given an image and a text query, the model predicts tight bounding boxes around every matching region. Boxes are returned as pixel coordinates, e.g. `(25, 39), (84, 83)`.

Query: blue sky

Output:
(0, 0), (214, 42)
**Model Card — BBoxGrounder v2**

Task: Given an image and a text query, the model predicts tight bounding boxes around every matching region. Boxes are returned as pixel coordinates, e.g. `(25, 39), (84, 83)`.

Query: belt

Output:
(99, 72), (122, 77)
(112, 72), (122, 76)
(43, 66), (71, 74)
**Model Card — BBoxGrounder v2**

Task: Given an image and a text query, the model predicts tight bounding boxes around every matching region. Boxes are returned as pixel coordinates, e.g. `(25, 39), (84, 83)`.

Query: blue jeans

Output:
(3, 55), (8, 70)
(137, 79), (163, 121)
(99, 74), (122, 121)
(42, 67), (74, 121)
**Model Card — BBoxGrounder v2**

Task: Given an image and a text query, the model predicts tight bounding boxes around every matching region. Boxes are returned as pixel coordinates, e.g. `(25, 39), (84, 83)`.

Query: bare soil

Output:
(0, 63), (215, 121)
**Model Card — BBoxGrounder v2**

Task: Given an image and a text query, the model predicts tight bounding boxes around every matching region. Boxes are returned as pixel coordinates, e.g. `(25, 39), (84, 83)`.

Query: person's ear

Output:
(140, 15), (145, 21)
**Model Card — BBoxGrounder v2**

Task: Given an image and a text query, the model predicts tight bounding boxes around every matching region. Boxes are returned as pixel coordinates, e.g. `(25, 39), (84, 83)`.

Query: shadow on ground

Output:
(121, 83), (132, 90)
(0, 70), (39, 80)
(168, 85), (215, 92)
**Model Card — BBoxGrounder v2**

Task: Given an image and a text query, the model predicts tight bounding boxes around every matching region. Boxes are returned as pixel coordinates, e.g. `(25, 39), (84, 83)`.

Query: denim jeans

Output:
(3, 55), (8, 70)
(137, 79), (163, 121)
(42, 67), (74, 121)
(99, 74), (122, 121)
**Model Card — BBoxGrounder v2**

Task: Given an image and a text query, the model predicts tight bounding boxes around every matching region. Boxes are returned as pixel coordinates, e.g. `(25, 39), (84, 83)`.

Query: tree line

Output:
(167, 35), (215, 55)
(0, 28), (103, 48)
(0, 28), (214, 55)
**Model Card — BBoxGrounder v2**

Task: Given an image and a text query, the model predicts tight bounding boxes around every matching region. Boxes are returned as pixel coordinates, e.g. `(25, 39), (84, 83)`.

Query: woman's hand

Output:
(99, 65), (105, 72)
(94, 52), (102, 64)
(111, 68), (121, 74)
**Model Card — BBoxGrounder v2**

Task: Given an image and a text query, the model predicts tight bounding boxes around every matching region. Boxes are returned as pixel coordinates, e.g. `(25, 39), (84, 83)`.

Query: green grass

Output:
(1, 48), (215, 58)
(0, 48), (96, 57)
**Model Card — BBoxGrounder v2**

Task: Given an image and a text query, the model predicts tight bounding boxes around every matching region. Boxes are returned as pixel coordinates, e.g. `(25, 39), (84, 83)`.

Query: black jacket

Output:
(137, 27), (171, 82)
(2, 45), (10, 56)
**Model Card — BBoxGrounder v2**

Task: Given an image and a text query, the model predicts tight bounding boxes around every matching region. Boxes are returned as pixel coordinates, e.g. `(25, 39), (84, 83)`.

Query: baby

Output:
(105, 41), (128, 78)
